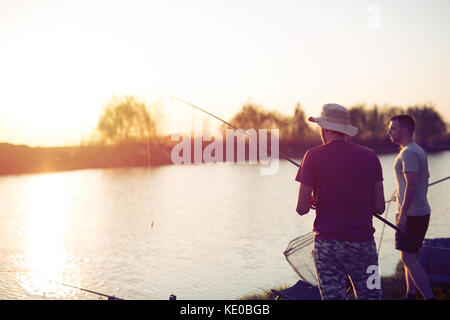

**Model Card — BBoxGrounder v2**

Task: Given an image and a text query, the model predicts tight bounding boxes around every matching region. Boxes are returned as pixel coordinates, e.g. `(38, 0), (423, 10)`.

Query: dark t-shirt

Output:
(295, 140), (383, 241)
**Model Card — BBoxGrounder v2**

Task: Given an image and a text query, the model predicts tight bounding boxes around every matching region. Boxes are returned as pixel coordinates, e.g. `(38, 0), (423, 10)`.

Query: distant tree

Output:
(228, 103), (270, 129)
(365, 105), (386, 139)
(266, 109), (291, 139)
(349, 105), (369, 139)
(291, 102), (311, 139)
(225, 103), (294, 140)
(381, 105), (405, 120)
(96, 95), (161, 145)
(405, 105), (447, 146)
(350, 104), (400, 140)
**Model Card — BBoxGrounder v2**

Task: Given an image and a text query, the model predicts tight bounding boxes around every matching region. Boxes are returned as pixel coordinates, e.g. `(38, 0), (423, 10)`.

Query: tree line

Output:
(2, 96), (448, 175)
(224, 102), (449, 155)
(93, 95), (449, 157)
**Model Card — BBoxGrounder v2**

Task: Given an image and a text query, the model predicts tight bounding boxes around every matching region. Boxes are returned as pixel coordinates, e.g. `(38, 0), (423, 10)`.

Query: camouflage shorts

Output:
(312, 239), (382, 300)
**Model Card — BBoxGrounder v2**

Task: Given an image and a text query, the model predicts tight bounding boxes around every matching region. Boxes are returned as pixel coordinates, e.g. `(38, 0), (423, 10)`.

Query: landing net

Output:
(283, 231), (316, 286)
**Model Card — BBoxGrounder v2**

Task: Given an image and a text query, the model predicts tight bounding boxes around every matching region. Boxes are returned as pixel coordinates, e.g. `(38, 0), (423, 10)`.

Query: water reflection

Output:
(16, 173), (76, 298)
(0, 153), (448, 299)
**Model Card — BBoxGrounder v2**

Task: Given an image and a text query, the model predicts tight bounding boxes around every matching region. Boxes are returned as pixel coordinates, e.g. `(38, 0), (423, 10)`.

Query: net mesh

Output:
(283, 231), (317, 286)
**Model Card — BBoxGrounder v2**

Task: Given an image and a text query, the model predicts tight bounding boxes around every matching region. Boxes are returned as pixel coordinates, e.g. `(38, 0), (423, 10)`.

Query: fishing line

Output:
(146, 106), (155, 233)
(377, 191), (396, 254)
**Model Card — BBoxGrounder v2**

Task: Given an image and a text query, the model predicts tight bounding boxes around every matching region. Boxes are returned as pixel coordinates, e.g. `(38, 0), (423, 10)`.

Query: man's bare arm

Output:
(373, 181), (386, 215)
(398, 172), (418, 226)
(296, 183), (313, 215)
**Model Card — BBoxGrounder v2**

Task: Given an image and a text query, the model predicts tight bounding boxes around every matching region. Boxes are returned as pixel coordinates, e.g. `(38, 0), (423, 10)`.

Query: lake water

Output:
(0, 151), (449, 300)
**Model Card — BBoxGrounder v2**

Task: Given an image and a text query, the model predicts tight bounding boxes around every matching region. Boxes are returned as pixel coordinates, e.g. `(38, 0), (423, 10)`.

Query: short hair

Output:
(390, 115), (415, 134)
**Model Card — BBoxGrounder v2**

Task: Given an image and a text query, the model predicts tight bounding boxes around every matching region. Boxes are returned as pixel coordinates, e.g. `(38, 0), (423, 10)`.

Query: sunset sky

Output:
(0, 0), (449, 146)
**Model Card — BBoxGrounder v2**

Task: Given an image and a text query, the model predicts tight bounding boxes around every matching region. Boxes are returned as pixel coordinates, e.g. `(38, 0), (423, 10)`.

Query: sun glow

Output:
(1, 0), (449, 147)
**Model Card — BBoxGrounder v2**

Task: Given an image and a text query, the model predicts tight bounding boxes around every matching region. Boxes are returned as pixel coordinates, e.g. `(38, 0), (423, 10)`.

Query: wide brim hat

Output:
(308, 103), (358, 137)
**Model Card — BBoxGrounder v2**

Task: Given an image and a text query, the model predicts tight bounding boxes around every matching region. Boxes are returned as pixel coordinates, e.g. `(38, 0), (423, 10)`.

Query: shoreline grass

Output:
(239, 262), (450, 300)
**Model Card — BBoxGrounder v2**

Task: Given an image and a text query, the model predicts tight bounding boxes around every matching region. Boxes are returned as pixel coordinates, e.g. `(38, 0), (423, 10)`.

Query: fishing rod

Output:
(385, 175), (450, 204)
(44, 278), (123, 300)
(0, 271), (123, 300)
(165, 94), (448, 244)
(166, 94), (301, 167)
(428, 175), (450, 187)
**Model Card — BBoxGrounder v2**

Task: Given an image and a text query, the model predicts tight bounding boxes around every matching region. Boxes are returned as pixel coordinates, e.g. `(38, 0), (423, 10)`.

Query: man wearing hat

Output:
(295, 103), (386, 300)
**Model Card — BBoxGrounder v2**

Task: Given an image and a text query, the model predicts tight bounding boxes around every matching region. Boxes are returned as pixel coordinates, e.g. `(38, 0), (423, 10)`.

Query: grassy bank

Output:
(239, 262), (450, 300)
(0, 142), (173, 175)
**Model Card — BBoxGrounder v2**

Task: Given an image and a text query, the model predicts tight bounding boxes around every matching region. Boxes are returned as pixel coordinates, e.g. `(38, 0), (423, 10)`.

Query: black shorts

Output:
(395, 214), (430, 253)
